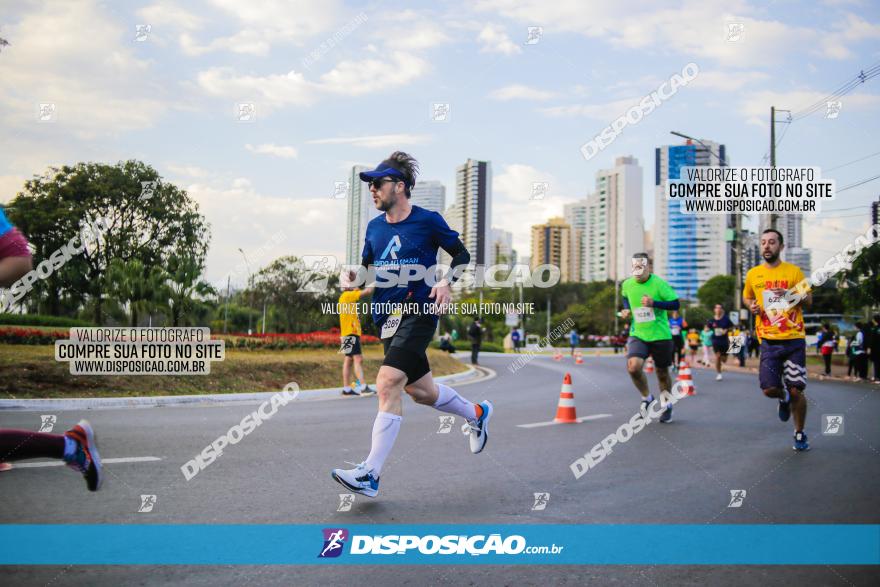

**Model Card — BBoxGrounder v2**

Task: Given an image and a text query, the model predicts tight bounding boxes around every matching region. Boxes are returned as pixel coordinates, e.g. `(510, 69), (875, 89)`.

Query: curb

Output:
(0, 364), (494, 412)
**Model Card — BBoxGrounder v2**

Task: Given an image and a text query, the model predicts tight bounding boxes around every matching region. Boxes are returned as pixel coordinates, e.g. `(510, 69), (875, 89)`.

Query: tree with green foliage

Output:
(697, 274), (736, 310)
(7, 161), (210, 323)
(842, 242), (880, 313)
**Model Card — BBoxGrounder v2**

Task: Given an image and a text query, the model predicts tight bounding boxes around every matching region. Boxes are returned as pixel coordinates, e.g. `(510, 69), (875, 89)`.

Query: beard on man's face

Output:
(762, 249), (779, 263)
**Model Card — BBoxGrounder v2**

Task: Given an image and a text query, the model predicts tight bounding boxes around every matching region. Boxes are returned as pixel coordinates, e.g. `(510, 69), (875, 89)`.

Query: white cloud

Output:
(492, 164), (565, 253)
(307, 134), (431, 149)
(739, 90), (880, 128)
(539, 97), (635, 120)
(196, 67), (317, 111)
(0, 175), (27, 203)
(0, 0), (166, 138)
(245, 143), (299, 159)
(385, 10), (452, 50)
(318, 52), (430, 95)
(473, 0), (878, 67)
(803, 215), (875, 271)
(186, 179), (343, 286)
(165, 164), (210, 178)
(137, 1), (204, 30)
(180, 29), (273, 56)
(477, 24), (522, 55)
(489, 84), (557, 101)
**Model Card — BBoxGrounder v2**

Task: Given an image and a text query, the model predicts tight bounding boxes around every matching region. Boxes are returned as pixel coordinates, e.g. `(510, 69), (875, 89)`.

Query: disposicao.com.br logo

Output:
(319, 529), (564, 557)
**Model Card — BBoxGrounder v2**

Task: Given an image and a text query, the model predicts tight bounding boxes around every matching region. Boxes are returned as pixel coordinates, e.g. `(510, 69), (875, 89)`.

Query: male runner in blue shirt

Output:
(331, 152), (493, 498)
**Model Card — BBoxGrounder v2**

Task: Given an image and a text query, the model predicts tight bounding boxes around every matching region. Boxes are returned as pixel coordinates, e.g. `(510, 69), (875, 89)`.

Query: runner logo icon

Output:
(319, 528), (349, 558)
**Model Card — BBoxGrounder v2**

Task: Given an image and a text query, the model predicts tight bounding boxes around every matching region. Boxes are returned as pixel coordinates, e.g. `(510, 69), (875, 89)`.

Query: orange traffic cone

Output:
(678, 364), (696, 395)
(575, 352), (584, 365)
(553, 350), (562, 361)
(554, 373), (578, 423)
(645, 356), (655, 374)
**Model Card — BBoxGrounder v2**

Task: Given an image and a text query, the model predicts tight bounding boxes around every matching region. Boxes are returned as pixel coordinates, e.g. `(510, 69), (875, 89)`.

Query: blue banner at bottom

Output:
(1, 525), (878, 565)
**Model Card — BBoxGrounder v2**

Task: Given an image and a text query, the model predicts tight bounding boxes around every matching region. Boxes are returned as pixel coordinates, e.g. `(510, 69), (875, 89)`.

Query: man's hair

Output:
(382, 151), (419, 198)
(761, 228), (784, 246)
(632, 252), (651, 263)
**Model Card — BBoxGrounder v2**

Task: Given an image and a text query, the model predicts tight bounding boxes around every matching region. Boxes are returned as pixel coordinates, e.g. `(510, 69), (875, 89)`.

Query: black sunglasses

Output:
(369, 176), (400, 190)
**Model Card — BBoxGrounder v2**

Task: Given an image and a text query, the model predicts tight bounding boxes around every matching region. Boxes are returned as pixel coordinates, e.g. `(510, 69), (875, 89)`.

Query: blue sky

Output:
(1, 0), (879, 286)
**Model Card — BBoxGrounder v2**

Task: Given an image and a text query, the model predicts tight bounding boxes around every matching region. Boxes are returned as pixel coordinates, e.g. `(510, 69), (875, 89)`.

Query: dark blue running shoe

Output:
(793, 431), (810, 452)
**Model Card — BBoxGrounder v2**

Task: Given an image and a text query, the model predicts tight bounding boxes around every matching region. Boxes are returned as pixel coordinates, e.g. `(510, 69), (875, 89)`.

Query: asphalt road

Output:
(1, 353), (878, 586)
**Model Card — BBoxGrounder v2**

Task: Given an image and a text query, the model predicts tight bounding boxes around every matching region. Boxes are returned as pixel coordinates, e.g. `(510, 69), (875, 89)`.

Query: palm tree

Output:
(164, 253), (213, 326)
(107, 259), (168, 326)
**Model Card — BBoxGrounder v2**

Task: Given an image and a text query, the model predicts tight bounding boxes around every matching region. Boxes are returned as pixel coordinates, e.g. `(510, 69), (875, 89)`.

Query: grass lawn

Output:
(0, 345), (468, 398)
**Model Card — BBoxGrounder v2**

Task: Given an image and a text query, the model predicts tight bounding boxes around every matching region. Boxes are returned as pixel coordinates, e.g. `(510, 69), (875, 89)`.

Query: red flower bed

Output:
(0, 327), (70, 345)
(220, 328), (379, 349)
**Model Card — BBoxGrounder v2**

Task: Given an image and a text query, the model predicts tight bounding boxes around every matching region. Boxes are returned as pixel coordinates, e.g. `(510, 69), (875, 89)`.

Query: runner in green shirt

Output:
(619, 253), (680, 422)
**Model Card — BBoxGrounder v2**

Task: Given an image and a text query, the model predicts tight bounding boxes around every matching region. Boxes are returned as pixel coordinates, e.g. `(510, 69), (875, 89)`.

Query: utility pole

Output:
(223, 275), (230, 334)
(546, 295), (551, 340)
(769, 106), (777, 230)
(613, 278), (619, 334)
(261, 298), (267, 334)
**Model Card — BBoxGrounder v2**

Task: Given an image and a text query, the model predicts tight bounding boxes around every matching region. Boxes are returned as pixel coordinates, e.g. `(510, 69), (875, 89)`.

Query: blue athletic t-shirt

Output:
(0, 206), (12, 238)
(362, 205), (460, 327)
(707, 315), (734, 345)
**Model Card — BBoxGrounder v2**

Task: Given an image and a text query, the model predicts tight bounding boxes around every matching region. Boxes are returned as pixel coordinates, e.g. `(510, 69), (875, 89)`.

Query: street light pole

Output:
(238, 248), (253, 335)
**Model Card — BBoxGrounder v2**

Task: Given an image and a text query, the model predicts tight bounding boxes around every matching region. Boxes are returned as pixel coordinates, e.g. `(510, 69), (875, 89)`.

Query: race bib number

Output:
(633, 306), (655, 323)
(671, 326), (681, 335)
(381, 311), (403, 339)
(762, 290), (787, 326)
(714, 328), (726, 337)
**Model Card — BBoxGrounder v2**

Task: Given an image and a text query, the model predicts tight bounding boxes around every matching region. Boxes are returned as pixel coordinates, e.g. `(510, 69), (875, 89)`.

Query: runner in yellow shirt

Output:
(743, 228), (812, 451)
(339, 270), (374, 396)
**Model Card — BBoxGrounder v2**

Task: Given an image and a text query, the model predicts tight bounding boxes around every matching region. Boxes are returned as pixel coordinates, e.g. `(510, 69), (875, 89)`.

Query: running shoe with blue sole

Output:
(463, 400), (493, 454)
(331, 462), (379, 498)
(659, 403), (673, 423)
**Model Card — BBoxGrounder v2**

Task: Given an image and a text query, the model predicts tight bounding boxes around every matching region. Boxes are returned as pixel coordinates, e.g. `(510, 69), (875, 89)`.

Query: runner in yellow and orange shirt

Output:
(743, 228), (812, 452)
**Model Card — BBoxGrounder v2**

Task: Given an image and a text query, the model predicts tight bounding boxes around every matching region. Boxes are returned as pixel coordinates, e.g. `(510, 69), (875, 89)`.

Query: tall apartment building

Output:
(345, 165), (381, 265)
(410, 180), (446, 213)
(530, 217), (580, 282)
(655, 140), (732, 300)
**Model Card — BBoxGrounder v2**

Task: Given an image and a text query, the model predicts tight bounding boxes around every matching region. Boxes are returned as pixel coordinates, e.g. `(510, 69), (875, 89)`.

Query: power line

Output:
(838, 173), (880, 192)
(825, 149), (880, 172)
(790, 62), (880, 121)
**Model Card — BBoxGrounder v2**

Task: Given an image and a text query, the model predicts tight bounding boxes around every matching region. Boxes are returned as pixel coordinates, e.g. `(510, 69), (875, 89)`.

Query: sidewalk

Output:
(0, 364), (496, 411)
(689, 354), (880, 386)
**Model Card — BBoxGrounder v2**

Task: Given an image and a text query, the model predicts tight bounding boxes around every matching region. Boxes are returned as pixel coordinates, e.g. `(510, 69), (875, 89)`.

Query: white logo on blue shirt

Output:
(380, 235), (402, 260)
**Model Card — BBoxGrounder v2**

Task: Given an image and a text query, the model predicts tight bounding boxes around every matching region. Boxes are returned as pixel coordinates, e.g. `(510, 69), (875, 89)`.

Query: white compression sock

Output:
(433, 384), (479, 421)
(364, 412), (401, 476)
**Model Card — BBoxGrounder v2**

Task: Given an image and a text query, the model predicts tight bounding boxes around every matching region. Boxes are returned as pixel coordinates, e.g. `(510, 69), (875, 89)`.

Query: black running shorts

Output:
(381, 313), (435, 384)
(626, 336), (674, 369)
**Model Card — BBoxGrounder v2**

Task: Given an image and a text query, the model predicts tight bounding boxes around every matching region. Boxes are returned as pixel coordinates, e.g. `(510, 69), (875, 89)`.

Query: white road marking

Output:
(517, 414), (613, 428)
(9, 456), (161, 468)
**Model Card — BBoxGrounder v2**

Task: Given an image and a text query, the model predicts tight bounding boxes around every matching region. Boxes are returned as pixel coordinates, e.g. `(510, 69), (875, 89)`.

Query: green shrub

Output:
(0, 314), (94, 328)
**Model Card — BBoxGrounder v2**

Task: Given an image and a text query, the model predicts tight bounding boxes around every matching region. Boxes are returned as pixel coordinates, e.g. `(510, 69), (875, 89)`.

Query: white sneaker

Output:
(462, 401), (493, 454)
(716, 373), (723, 381)
(331, 462), (379, 497)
